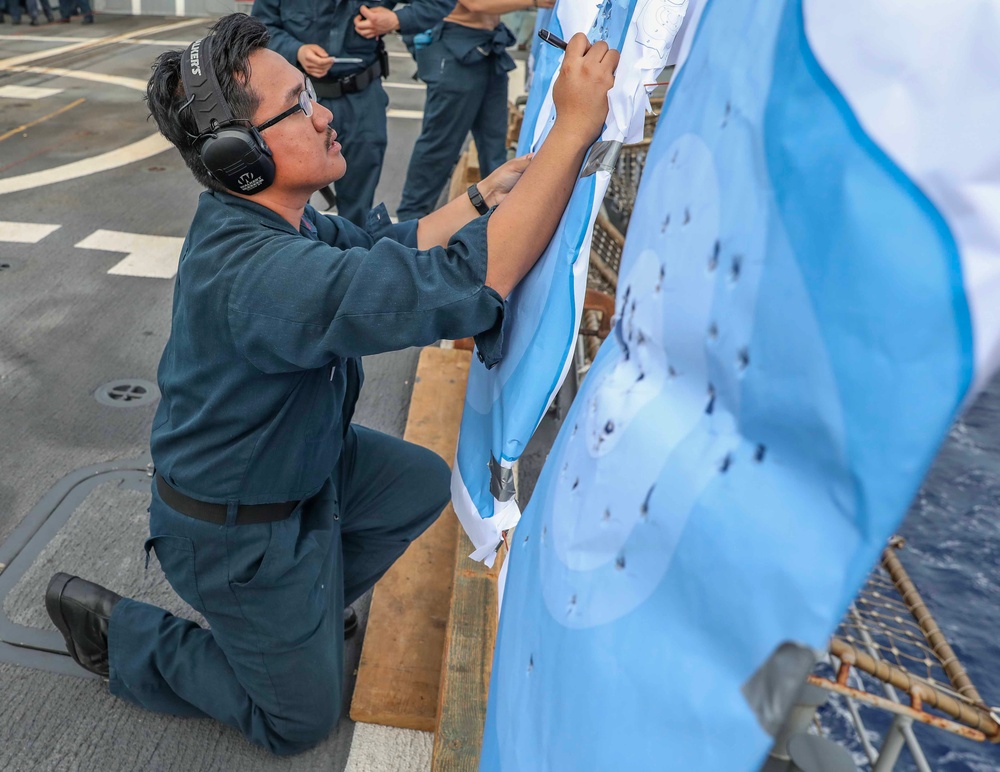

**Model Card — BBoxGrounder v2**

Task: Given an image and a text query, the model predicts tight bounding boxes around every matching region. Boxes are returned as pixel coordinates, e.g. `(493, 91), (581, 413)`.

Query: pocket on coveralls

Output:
(228, 517), (321, 592)
(143, 534), (207, 614)
(415, 41), (446, 86)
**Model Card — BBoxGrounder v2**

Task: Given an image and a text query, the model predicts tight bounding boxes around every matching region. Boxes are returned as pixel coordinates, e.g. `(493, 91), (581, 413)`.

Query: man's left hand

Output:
(480, 154), (534, 208)
(354, 5), (400, 38)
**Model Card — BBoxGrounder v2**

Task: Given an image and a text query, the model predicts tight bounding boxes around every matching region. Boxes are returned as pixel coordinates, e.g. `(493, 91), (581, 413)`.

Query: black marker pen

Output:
(537, 29), (568, 51)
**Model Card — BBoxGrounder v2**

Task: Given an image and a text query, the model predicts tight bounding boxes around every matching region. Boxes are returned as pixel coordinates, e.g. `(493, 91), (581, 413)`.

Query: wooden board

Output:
(350, 347), (471, 732)
(447, 140), (481, 203)
(432, 531), (506, 770)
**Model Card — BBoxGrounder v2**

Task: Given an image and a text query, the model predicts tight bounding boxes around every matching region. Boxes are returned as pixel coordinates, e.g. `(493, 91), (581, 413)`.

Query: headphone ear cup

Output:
(200, 127), (275, 195)
(250, 127), (272, 158)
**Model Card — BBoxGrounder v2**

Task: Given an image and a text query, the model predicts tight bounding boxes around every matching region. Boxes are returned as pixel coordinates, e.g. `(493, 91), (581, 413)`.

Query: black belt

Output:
(313, 58), (384, 100)
(155, 473), (298, 525)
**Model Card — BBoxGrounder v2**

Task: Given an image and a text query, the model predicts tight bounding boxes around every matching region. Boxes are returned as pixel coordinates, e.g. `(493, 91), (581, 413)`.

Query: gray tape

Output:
(740, 641), (818, 736)
(489, 454), (516, 502)
(581, 140), (623, 177)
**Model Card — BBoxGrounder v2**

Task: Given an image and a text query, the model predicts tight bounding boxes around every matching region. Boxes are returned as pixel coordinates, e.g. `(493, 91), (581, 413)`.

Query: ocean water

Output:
(818, 374), (1000, 771)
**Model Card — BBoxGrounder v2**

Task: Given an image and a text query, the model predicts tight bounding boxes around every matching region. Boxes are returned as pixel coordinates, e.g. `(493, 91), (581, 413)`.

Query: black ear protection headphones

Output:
(180, 36), (275, 195)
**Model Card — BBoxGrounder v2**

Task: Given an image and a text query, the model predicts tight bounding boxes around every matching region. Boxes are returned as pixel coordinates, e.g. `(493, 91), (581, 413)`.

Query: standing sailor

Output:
(397, 0), (555, 221)
(252, 0), (454, 226)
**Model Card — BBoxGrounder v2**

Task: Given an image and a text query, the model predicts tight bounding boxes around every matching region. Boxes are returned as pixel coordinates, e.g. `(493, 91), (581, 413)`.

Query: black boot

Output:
(81, 12), (93, 23)
(344, 606), (358, 639)
(45, 573), (122, 678)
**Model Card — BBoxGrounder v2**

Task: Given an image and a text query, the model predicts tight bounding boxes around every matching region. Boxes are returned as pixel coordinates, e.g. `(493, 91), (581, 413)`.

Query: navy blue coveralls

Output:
(396, 22), (516, 221)
(106, 192), (505, 755)
(252, 0), (454, 226)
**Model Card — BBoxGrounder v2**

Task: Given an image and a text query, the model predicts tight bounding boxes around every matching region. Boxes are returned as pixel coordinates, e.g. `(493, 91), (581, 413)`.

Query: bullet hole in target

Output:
(719, 454), (732, 473)
(730, 255), (742, 282)
(706, 383), (716, 414)
(709, 240), (720, 272)
(683, 207), (691, 225)
(738, 348), (750, 372)
(523, 533), (530, 544)
(668, 365), (678, 380)
(708, 322), (718, 342)
(603, 508), (611, 522)
(754, 444), (767, 462)
(641, 485), (654, 518)
(604, 420), (615, 434)
(572, 478), (580, 490)
(528, 655), (534, 673)
(615, 554), (626, 570)
(661, 213), (670, 233)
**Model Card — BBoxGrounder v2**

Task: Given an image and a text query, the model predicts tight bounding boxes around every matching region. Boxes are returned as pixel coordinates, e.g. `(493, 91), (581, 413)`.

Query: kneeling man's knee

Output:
(263, 700), (341, 756)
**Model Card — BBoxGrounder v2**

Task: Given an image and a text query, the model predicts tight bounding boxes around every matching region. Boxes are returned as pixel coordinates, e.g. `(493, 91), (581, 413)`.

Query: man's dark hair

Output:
(146, 14), (270, 194)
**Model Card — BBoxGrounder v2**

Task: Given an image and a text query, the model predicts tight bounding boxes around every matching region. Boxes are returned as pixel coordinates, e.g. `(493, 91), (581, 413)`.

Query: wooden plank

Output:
(432, 530), (506, 770)
(350, 347), (471, 732)
(447, 140), (481, 203)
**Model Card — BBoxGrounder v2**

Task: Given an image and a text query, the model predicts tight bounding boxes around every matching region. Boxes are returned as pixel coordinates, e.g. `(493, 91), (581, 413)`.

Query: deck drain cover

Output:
(94, 378), (159, 408)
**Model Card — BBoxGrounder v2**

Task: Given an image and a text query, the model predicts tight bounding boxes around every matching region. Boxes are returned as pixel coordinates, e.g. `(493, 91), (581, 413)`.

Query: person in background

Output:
(395, 0), (555, 222)
(56, 0), (93, 24)
(501, 7), (537, 50)
(26, 0), (55, 24)
(252, 0), (454, 226)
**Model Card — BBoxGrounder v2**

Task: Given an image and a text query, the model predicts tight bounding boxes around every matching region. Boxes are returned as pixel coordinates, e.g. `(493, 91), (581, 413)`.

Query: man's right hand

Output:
(297, 44), (335, 78)
(551, 33), (620, 146)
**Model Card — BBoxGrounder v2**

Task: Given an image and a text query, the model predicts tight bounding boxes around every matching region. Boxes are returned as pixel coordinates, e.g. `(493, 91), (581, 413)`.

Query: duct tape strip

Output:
(489, 454), (517, 502)
(741, 641), (819, 736)
(581, 140), (623, 177)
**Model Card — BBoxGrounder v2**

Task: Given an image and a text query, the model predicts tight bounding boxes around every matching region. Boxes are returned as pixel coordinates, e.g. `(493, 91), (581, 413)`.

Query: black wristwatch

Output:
(467, 184), (490, 215)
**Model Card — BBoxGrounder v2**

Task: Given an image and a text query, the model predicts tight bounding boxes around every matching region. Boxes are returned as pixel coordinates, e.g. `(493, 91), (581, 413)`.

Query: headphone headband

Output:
(180, 37), (235, 136)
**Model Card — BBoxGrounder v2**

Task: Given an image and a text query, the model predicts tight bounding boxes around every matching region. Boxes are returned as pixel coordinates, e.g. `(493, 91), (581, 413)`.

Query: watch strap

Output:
(467, 184), (489, 215)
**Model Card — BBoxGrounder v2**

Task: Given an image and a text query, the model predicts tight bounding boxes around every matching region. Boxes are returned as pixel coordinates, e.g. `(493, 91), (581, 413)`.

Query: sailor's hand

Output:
(552, 33), (619, 146)
(354, 5), (400, 38)
(480, 154), (534, 208)
(297, 44), (334, 78)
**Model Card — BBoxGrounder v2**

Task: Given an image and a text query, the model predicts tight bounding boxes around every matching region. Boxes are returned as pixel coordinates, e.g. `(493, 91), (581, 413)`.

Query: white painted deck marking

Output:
(0, 134), (171, 196)
(0, 85), (63, 100)
(1, 65), (148, 91)
(0, 34), (89, 43)
(0, 18), (207, 69)
(75, 230), (184, 279)
(0, 221), (60, 243)
(387, 109), (424, 120)
(384, 81), (426, 91)
(0, 34), (196, 47)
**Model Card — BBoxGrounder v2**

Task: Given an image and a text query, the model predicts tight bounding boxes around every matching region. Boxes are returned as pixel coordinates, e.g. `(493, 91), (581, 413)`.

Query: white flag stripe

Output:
(804, 0), (1000, 393)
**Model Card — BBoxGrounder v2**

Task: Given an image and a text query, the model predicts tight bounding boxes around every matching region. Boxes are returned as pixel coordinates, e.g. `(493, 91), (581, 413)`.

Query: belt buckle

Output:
(337, 72), (358, 92)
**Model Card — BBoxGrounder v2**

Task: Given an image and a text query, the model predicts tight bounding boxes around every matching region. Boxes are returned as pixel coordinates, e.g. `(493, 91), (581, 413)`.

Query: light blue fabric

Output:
(456, 0), (640, 536)
(481, 1), (973, 769)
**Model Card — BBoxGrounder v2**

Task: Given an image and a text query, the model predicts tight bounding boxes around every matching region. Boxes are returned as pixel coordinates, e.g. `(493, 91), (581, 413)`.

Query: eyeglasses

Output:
(254, 78), (317, 132)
